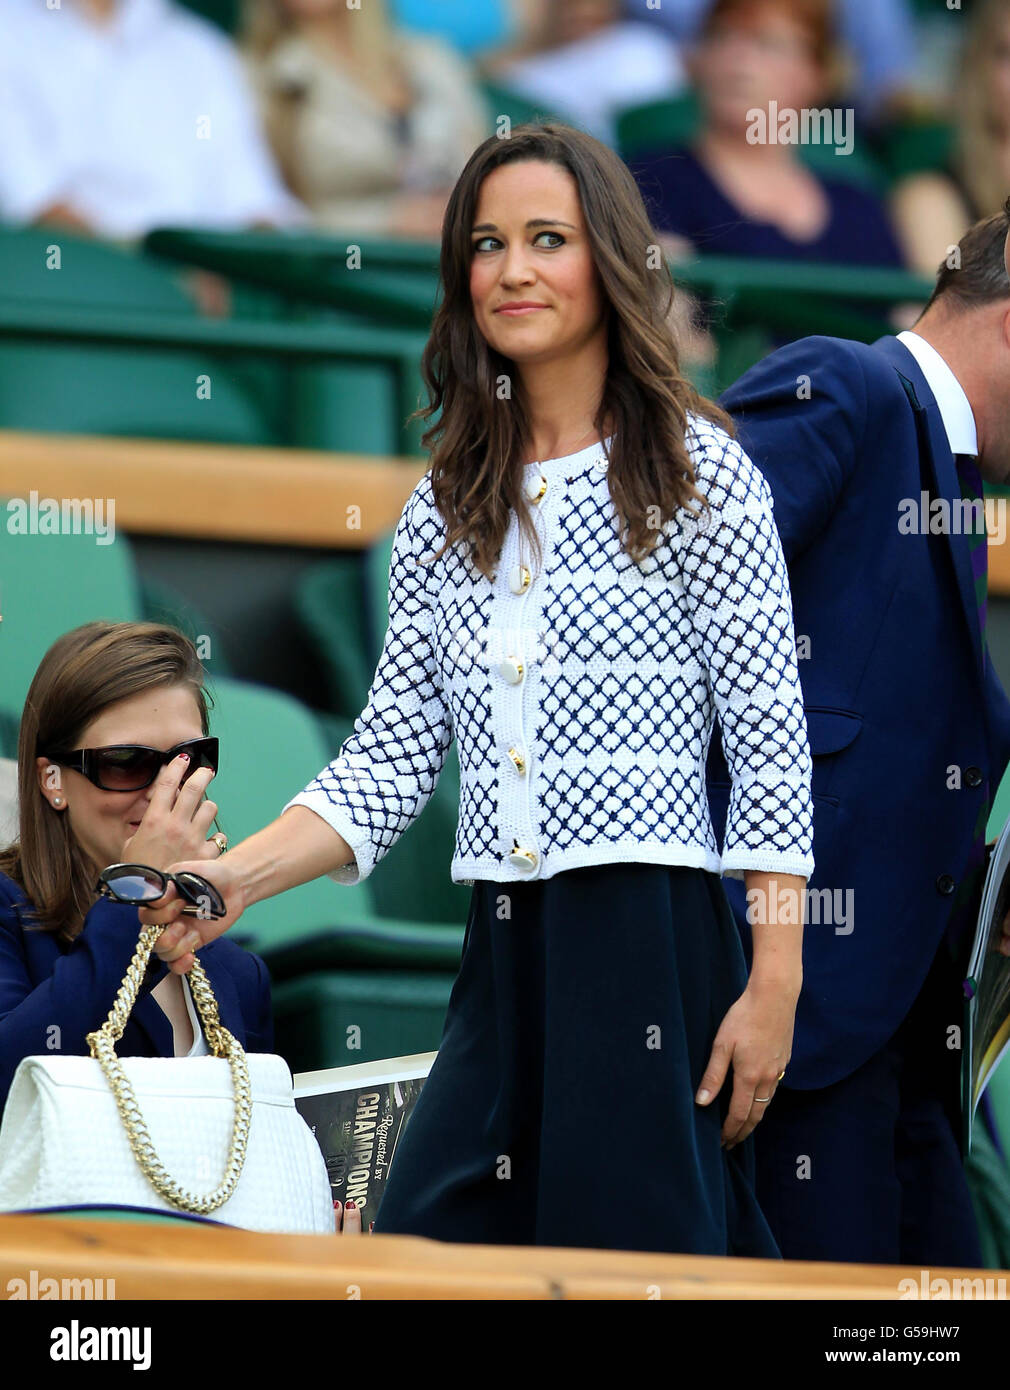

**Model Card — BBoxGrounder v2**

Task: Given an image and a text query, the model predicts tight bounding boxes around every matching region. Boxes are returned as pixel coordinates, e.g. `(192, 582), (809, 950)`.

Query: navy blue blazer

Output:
(0, 869), (274, 1117)
(709, 334), (1010, 1089)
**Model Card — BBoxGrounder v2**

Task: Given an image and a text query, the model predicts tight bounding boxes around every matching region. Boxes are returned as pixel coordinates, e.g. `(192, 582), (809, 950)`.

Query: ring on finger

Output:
(210, 832), (228, 854)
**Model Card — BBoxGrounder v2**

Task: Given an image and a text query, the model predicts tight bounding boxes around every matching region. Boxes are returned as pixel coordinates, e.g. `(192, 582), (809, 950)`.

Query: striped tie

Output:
(944, 453), (990, 963)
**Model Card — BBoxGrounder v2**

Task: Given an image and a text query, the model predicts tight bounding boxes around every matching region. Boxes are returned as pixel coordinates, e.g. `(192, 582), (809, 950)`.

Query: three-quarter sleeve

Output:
(282, 478), (453, 884)
(677, 429), (815, 880)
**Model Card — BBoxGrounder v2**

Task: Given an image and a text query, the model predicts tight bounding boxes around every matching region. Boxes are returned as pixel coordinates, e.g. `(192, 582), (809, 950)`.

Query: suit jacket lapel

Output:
(872, 335), (985, 680)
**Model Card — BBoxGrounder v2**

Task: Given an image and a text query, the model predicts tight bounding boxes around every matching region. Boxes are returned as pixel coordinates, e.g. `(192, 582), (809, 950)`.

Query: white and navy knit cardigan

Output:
(284, 417), (815, 886)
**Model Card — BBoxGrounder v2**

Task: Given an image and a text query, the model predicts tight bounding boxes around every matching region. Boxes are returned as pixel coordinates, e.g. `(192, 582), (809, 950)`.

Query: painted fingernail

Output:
(178, 753), (190, 762)
(345, 1200), (356, 1210)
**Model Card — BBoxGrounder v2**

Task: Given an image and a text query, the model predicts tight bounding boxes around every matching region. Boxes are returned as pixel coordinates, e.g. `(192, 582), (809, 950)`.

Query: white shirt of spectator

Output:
(0, 0), (306, 239)
(498, 21), (686, 148)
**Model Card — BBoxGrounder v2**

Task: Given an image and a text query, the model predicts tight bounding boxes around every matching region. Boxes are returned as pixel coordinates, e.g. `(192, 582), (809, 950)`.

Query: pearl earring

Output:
(53, 796), (63, 806)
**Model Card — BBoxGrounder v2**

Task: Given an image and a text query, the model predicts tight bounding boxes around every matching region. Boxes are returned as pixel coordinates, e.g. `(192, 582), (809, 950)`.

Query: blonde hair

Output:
(239, 0), (411, 200)
(954, 0), (1010, 219)
(240, 0), (409, 92)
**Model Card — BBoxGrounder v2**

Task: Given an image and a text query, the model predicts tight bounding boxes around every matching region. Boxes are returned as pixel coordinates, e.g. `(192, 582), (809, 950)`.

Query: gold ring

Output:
(777, 1070), (786, 1082)
(211, 832), (228, 853)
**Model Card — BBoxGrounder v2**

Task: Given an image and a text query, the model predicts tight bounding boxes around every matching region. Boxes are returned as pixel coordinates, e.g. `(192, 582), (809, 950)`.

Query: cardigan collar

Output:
(522, 434), (615, 477)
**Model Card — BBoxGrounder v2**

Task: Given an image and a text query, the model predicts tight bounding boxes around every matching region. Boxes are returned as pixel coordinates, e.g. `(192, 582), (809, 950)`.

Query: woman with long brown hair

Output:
(146, 122), (814, 1255)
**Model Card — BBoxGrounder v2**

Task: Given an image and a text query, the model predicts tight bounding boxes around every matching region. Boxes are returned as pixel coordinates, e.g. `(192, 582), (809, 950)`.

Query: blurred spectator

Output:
(242, 0), (490, 239)
(481, 0), (686, 147)
(0, 0), (305, 240)
(623, 0), (922, 122)
(629, 0), (905, 268)
(891, 0), (1010, 276)
(389, 0), (539, 58)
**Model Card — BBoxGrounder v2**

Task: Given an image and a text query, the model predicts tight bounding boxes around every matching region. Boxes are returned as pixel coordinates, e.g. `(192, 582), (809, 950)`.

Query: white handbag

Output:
(0, 924), (335, 1235)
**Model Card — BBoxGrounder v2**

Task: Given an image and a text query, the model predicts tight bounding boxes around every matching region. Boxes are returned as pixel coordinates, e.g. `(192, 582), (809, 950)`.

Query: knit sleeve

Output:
(676, 426), (815, 880)
(281, 477), (453, 885)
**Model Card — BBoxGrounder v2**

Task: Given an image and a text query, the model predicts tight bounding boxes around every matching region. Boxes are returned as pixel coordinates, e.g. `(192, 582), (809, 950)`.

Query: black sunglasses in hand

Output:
(95, 863), (228, 920)
(41, 737), (218, 792)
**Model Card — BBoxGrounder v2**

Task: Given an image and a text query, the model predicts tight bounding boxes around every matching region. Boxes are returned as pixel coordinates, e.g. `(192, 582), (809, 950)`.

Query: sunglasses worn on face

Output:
(42, 737), (218, 792)
(95, 862), (227, 919)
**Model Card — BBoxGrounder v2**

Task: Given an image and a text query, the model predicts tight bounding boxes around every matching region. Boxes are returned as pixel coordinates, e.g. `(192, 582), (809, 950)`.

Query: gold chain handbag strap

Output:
(84, 924), (253, 1215)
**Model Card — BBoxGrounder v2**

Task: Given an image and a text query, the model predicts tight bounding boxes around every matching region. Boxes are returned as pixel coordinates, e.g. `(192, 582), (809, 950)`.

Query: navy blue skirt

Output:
(371, 861), (780, 1257)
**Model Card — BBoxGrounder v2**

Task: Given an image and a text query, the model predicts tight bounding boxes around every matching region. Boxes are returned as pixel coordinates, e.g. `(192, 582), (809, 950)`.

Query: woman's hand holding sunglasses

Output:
(122, 752), (220, 871)
(141, 854), (248, 973)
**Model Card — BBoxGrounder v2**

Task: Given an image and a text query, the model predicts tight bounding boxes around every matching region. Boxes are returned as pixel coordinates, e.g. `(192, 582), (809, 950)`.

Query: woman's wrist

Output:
(743, 870), (806, 1000)
(746, 962), (803, 1001)
(218, 805), (355, 908)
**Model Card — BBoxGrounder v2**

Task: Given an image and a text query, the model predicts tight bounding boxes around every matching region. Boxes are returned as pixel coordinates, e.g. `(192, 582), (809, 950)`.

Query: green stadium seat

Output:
(200, 673), (376, 952)
(0, 224), (199, 312)
(294, 557), (374, 718)
(0, 499), (143, 712)
(875, 119), (954, 183)
(616, 91), (887, 191)
(616, 92), (701, 162)
(987, 759), (1010, 842)
(270, 970), (453, 1073)
(364, 527), (397, 661)
(0, 226), (282, 445)
(986, 1062), (1010, 1158)
(136, 574), (235, 678)
(479, 79), (564, 129)
(287, 357), (405, 456)
(0, 716), (18, 761)
(176, 0), (238, 33)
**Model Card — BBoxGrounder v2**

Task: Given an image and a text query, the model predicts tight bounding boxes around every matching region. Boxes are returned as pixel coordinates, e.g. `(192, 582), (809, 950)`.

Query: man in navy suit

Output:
(707, 200), (1010, 1265)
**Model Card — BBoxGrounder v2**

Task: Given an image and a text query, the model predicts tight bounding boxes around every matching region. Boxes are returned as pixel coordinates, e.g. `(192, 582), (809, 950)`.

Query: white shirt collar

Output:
(896, 330), (978, 457)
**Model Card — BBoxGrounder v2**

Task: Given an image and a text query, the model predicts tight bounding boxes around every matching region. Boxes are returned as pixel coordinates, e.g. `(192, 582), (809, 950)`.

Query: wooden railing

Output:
(2, 427), (1009, 594)
(0, 430), (424, 548)
(0, 1212), (996, 1300)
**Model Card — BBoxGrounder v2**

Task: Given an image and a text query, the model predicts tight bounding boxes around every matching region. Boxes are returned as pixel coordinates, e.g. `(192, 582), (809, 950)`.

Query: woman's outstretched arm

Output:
(144, 804), (354, 972)
(147, 475), (453, 972)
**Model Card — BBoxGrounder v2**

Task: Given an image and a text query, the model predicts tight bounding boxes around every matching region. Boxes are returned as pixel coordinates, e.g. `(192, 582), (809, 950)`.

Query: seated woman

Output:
(0, 618), (363, 1232)
(241, 0), (490, 239)
(629, 0), (905, 268)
